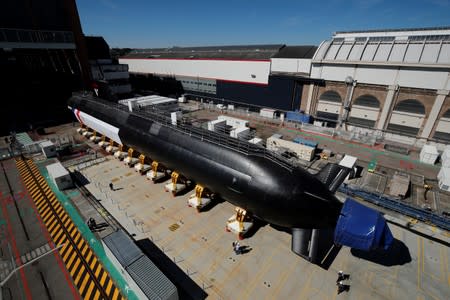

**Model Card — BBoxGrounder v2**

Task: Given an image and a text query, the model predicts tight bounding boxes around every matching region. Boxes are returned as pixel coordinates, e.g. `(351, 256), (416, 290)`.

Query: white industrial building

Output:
(120, 27), (450, 144)
(120, 45), (316, 112)
(305, 27), (450, 144)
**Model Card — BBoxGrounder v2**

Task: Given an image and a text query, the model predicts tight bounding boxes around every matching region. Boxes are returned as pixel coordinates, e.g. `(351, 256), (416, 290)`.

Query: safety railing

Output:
(341, 185), (450, 231)
(83, 96), (295, 172)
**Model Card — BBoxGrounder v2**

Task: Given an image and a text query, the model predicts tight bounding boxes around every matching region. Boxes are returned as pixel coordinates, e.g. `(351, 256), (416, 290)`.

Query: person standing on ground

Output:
(337, 270), (344, 282)
(109, 182), (114, 191)
(234, 241), (241, 255)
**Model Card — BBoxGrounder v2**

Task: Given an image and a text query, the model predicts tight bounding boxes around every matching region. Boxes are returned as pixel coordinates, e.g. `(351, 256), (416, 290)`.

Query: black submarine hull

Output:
(69, 95), (342, 229)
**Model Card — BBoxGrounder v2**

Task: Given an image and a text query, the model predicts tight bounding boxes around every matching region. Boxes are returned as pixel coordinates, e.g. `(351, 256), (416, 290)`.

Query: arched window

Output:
(433, 109), (450, 142)
(353, 95), (380, 108)
(442, 109), (450, 118)
(387, 99), (425, 136)
(393, 99), (425, 114)
(319, 91), (342, 103)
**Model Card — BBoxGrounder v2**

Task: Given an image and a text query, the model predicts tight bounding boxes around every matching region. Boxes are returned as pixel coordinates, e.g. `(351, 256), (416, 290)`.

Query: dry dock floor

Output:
(80, 157), (449, 300)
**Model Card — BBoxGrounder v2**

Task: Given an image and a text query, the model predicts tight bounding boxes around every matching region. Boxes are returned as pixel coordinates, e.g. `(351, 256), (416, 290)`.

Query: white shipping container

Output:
(248, 137), (263, 145)
(260, 108), (276, 119)
(230, 127), (250, 139)
(207, 119), (227, 132)
(217, 115), (249, 128)
(441, 148), (450, 167)
(46, 162), (73, 190)
(419, 144), (439, 165)
(443, 159), (450, 168)
(40, 140), (57, 158)
(438, 167), (450, 192)
(267, 135), (315, 161)
(339, 155), (358, 169)
(437, 167), (444, 181)
(171, 111), (182, 125)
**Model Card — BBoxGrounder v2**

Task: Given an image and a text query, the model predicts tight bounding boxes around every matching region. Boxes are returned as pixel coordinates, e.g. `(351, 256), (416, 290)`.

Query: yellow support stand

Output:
(171, 171), (180, 190)
(195, 185), (204, 203)
(139, 154), (145, 164)
(188, 184), (213, 211)
(148, 161), (167, 182)
(151, 161), (159, 173)
(164, 171), (188, 196)
(226, 207), (253, 239)
(235, 207), (247, 232)
(76, 124), (86, 134)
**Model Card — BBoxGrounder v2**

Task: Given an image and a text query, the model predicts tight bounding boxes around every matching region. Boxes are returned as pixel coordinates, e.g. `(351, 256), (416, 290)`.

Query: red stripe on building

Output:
(121, 57), (271, 62)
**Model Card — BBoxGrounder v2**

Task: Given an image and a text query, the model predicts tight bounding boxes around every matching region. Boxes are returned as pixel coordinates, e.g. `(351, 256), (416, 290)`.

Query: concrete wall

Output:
(307, 79), (450, 140)
(311, 64), (450, 91)
(271, 58), (311, 74)
(120, 58), (271, 85)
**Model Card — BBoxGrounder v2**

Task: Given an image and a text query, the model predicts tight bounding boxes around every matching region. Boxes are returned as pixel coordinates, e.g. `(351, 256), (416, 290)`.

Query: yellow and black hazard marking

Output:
(168, 223), (180, 231)
(16, 159), (124, 300)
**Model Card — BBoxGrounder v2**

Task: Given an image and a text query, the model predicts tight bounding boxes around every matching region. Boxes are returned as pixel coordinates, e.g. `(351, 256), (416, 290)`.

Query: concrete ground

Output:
(0, 158), (79, 300)
(77, 156), (449, 300)
(2, 108), (449, 299)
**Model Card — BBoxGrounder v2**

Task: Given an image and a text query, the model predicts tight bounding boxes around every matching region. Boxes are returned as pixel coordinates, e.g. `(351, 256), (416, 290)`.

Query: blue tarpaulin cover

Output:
(334, 198), (394, 251)
(286, 111), (311, 123)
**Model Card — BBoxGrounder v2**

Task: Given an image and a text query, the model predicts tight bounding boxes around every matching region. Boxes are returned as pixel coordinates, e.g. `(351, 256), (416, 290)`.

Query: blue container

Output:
(299, 114), (311, 123)
(285, 111), (311, 124)
(293, 137), (318, 148)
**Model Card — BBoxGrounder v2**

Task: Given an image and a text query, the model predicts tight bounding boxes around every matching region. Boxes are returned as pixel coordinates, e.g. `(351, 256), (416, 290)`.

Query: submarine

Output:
(68, 93), (351, 260)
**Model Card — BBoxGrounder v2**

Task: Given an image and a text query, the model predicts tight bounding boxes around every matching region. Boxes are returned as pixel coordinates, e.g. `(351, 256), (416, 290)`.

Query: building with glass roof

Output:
(303, 27), (450, 143)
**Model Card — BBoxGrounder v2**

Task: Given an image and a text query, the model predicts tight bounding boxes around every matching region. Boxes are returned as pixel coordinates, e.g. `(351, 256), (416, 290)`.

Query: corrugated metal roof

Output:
(46, 162), (69, 177)
(315, 27), (450, 65)
(103, 230), (142, 266)
(127, 256), (177, 300)
(314, 39), (450, 65)
(123, 44), (283, 60)
(103, 230), (177, 300)
(272, 46), (317, 59)
(335, 26), (450, 35)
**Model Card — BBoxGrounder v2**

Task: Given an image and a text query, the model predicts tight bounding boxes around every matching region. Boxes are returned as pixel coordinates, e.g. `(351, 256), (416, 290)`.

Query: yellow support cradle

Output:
(171, 171), (180, 190)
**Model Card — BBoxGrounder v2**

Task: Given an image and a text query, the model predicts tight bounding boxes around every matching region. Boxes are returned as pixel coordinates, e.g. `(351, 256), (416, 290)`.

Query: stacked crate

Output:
(438, 146), (450, 192)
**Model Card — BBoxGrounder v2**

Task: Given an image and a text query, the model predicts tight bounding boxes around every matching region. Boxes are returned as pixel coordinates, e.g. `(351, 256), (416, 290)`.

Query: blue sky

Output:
(76, 0), (450, 48)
